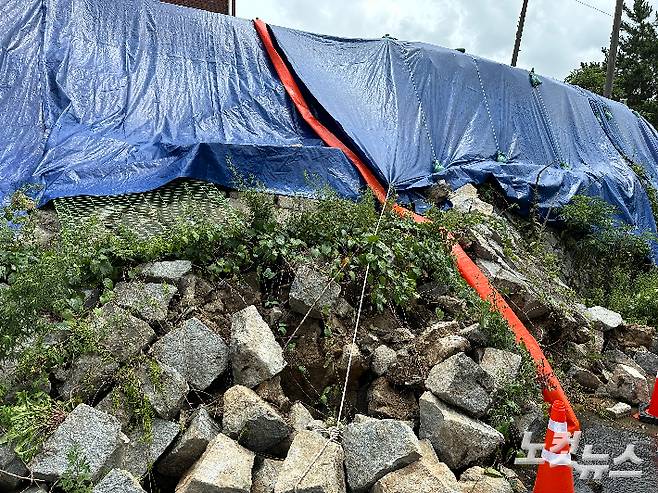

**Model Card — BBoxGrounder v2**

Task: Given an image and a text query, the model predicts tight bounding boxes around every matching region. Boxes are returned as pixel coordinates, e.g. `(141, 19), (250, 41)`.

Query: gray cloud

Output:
(238, 0), (658, 80)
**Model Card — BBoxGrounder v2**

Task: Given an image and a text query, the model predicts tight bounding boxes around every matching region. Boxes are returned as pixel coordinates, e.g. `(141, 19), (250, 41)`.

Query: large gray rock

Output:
(120, 419), (179, 479)
(586, 306), (623, 331)
(342, 417), (422, 492)
(114, 282), (178, 323)
(175, 433), (255, 493)
(607, 364), (650, 405)
(274, 431), (346, 493)
(252, 458), (283, 493)
(371, 440), (460, 493)
(231, 306), (286, 388)
(419, 392), (504, 470)
(425, 353), (494, 417)
(289, 266), (341, 318)
(223, 385), (291, 452)
(57, 354), (119, 401)
(93, 469), (146, 493)
(289, 402), (315, 433)
(29, 404), (128, 482)
(138, 361), (189, 421)
(95, 305), (156, 363)
(480, 348), (522, 389)
(97, 361), (189, 425)
(568, 365), (603, 391)
(367, 377), (418, 421)
(415, 328), (471, 369)
(151, 318), (229, 390)
(139, 260), (192, 285)
(158, 408), (220, 477)
(633, 348), (658, 377)
(0, 442), (28, 490)
(458, 466), (513, 493)
(371, 345), (397, 376)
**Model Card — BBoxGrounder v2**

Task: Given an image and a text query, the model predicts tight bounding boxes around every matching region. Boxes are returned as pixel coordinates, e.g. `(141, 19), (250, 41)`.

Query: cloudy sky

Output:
(238, 0), (658, 80)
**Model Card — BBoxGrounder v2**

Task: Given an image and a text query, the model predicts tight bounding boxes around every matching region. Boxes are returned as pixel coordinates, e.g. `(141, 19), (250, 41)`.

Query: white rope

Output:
(293, 186), (392, 491)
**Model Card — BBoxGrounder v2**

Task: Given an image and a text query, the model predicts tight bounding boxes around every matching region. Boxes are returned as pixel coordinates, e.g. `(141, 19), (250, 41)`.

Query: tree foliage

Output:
(566, 0), (658, 128)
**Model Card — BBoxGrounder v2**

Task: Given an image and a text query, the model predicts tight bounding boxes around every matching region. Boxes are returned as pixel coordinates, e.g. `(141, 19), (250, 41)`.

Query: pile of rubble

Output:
(1, 255), (530, 493)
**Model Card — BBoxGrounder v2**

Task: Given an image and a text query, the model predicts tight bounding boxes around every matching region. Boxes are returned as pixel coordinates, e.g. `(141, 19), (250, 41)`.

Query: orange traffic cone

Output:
(639, 372), (658, 425)
(534, 400), (575, 493)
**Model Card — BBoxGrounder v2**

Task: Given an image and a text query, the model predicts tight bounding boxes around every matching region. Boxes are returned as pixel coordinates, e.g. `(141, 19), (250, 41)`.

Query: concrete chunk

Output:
(252, 457), (283, 493)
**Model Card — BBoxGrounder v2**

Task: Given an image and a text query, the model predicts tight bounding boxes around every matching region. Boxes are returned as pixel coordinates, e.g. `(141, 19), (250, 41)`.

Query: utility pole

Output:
(231, 0), (236, 16)
(604, 0), (624, 98)
(511, 0), (529, 67)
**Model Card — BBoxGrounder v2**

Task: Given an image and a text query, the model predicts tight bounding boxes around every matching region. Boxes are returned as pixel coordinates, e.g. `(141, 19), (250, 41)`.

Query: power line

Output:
(572, 0), (613, 16)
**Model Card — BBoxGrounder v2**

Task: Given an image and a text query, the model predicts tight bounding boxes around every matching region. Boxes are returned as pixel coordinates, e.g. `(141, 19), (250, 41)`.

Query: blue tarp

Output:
(270, 26), (658, 253)
(0, 0), (363, 204)
(2, 0), (658, 261)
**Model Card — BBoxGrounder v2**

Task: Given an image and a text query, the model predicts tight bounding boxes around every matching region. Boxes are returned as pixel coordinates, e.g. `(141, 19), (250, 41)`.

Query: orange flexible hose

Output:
(254, 19), (579, 432)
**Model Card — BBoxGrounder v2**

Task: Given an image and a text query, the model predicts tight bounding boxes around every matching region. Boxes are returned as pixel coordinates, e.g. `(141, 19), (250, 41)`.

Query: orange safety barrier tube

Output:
(254, 19), (580, 433)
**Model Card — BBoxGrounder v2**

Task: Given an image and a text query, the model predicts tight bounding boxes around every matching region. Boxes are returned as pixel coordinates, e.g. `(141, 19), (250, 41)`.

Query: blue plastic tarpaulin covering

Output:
(3, 1), (658, 262)
(0, 0), (363, 204)
(269, 26), (658, 258)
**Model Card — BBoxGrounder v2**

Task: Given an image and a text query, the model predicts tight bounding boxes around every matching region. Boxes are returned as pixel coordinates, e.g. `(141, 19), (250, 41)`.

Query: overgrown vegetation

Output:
(0, 185), (543, 467)
(560, 194), (658, 325)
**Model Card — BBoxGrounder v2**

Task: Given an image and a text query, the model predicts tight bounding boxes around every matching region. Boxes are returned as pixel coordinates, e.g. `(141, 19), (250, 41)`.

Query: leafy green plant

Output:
(0, 391), (66, 462)
(58, 445), (93, 493)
